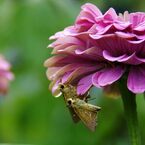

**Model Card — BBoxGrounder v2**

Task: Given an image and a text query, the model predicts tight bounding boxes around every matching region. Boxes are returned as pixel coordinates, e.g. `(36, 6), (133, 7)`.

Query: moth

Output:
(58, 83), (101, 131)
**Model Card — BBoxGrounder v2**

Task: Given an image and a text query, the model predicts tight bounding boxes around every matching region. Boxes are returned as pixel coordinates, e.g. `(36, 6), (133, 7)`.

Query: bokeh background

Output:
(0, 0), (145, 145)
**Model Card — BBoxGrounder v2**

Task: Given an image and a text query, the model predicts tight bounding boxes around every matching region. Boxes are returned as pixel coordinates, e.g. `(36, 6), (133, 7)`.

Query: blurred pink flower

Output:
(0, 55), (14, 95)
(44, 3), (145, 96)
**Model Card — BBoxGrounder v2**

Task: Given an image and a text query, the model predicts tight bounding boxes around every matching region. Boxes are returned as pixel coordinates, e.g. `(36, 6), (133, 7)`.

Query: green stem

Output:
(119, 80), (141, 145)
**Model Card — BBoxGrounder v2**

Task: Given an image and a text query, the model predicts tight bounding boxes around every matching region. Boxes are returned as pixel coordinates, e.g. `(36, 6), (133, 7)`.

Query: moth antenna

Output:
(88, 97), (96, 101)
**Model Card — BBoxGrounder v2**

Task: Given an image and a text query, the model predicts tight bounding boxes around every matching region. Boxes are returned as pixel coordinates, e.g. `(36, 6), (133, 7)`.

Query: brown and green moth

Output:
(58, 83), (101, 131)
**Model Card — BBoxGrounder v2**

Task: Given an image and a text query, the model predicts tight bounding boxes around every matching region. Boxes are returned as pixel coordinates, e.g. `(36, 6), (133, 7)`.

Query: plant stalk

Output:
(119, 81), (141, 145)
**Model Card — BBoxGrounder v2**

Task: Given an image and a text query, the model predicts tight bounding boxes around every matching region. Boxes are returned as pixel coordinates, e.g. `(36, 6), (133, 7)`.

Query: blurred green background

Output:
(0, 0), (145, 145)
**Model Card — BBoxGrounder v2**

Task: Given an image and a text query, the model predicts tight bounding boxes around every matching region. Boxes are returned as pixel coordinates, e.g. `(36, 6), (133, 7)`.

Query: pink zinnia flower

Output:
(0, 55), (14, 95)
(44, 3), (145, 96)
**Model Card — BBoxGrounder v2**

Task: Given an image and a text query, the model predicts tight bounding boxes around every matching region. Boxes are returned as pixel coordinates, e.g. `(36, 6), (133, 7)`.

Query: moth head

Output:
(59, 84), (64, 89)
(58, 83), (71, 94)
(58, 83), (65, 92)
(54, 83), (66, 98)
(67, 98), (73, 106)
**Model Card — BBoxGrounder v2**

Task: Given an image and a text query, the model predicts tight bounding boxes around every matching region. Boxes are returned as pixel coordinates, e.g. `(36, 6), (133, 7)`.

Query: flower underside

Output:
(44, 3), (145, 96)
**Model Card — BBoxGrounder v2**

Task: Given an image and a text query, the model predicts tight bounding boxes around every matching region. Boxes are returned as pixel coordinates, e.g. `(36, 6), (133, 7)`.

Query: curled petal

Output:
(127, 66), (145, 93)
(46, 67), (61, 80)
(77, 74), (93, 95)
(49, 64), (81, 80)
(115, 31), (135, 39)
(56, 45), (77, 55)
(118, 53), (144, 65)
(103, 8), (118, 21)
(75, 47), (104, 61)
(113, 22), (131, 30)
(133, 21), (145, 31)
(129, 12), (145, 28)
(76, 3), (102, 24)
(44, 56), (66, 67)
(50, 79), (62, 98)
(49, 31), (65, 40)
(103, 50), (127, 61)
(49, 36), (84, 48)
(103, 51), (145, 65)
(92, 66), (125, 87)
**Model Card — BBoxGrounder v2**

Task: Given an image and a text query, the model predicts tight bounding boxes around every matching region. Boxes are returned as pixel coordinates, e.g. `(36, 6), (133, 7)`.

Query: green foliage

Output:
(0, 0), (144, 145)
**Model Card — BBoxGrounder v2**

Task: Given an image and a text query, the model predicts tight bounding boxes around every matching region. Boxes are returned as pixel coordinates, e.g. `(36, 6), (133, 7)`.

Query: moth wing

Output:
(68, 106), (80, 123)
(73, 103), (99, 131)
(63, 94), (80, 123)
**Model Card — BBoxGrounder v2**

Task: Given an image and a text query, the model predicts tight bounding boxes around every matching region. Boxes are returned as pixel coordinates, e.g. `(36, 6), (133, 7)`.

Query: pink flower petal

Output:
(46, 67), (61, 80)
(92, 66), (125, 87)
(82, 3), (102, 17)
(115, 31), (135, 39)
(118, 53), (144, 65)
(129, 12), (145, 28)
(127, 66), (145, 93)
(133, 21), (145, 31)
(0, 55), (14, 95)
(103, 50), (127, 61)
(103, 8), (118, 21)
(0, 56), (11, 70)
(50, 64), (80, 80)
(113, 22), (131, 30)
(49, 36), (84, 47)
(92, 71), (101, 87)
(77, 74), (93, 95)
(51, 79), (62, 98)
(62, 66), (97, 84)
(44, 56), (66, 67)
(75, 47), (104, 61)
(76, 3), (102, 24)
